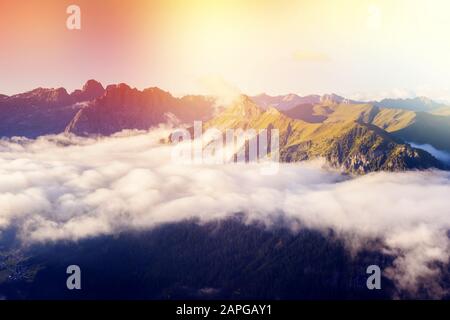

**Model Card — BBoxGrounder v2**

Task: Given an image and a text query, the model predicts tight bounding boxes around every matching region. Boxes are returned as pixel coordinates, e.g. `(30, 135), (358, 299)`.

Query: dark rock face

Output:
(0, 80), (214, 138)
(251, 93), (361, 111)
(0, 81), (106, 138)
(70, 79), (105, 102)
(65, 84), (215, 136)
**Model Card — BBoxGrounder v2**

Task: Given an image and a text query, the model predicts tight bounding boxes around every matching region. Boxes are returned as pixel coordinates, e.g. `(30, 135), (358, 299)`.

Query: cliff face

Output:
(0, 80), (105, 138)
(70, 80), (105, 102)
(0, 81), (215, 138)
(65, 84), (215, 136)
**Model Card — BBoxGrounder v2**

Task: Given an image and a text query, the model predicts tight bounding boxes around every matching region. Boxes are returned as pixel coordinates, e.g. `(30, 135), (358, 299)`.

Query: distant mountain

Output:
(253, 93), (450, 114)
(319, 93), (358, 105)
(0, 80), (105, 138)
(0, 81), (215, 138)
(282, 104), (328, 123)
(375, 97), (446, 112)
(65, 84), (215, 136)
(7, 87), (73, 107)
(251, 93), (321, 111)
(251, 93), (360, 111)
(205, 96), (445, 174)
(432, 106), (450, 116)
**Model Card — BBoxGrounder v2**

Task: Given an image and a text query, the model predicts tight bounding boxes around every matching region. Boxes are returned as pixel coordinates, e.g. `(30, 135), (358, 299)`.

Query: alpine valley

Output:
(2, 81), (450, 300)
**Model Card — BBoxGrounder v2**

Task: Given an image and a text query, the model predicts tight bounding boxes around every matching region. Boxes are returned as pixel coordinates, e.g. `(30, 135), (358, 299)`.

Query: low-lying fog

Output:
(1, 128), (450, 297)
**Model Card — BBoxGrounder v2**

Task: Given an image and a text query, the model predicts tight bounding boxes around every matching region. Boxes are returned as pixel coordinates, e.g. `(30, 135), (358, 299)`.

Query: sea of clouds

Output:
(1, 128), (450, 297)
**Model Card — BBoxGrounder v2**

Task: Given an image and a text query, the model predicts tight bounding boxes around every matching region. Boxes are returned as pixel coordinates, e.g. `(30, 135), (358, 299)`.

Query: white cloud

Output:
(410, 142), (450, 165)
(196, 75), (241, 110)
(367, 4), (383, 31)
(1, 129), (450, 297)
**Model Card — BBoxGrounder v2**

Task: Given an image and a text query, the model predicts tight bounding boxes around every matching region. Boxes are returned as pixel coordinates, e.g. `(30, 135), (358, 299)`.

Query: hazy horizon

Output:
(3, 78), (450, 106)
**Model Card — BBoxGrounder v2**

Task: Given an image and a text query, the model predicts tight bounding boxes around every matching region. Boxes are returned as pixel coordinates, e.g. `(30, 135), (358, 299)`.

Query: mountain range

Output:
(205, 96), (446, 174)
(65, 83), (214, 136)
(374, 97), (447, 112)
(1, 80), (450, 174)
(0, 80), (105, 138)
(250, 93), (360, 111)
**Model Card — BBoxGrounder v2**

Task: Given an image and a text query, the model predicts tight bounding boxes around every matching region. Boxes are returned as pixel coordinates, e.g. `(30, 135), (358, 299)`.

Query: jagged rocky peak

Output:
(8, 86), (72, 107)
(320, 93), (345, 104)
(71, 80), (105, 102)
(64, 82), (216, 136)
(282, 93), (300, 102)
(142, 86), (171, 95)
(20, 87), (68, 99)
(105, 83), (133, 93)
(99, 83), (141, 107)
(83, 79), (104, 92)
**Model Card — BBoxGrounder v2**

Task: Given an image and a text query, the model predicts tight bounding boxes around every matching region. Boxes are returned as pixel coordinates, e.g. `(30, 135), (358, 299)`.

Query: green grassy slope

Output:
(282, 101), (450, 152)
